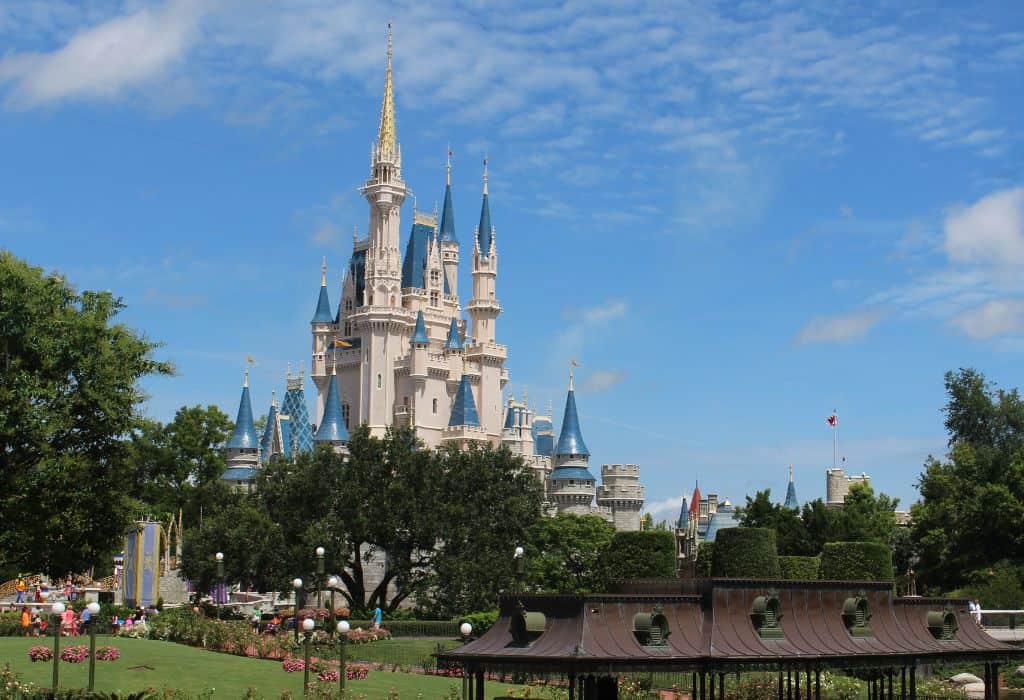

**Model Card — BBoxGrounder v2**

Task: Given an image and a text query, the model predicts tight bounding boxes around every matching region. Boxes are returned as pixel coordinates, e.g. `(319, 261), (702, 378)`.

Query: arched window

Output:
(377, 374), (382, 390)
(432, 398), (438, 414)
(342, 402), (351, 430)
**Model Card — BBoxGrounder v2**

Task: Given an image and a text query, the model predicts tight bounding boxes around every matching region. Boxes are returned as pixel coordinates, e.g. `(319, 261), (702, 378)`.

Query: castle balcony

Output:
(393, 404), (413, 427)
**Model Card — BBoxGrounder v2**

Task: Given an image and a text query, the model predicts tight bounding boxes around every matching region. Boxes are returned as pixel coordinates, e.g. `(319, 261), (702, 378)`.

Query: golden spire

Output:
(377, 24), (397, 159)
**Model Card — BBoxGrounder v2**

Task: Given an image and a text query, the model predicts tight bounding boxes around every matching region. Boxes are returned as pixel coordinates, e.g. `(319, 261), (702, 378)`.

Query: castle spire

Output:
(377, 24), (397, 159)
(438, 151), (457, 243)
(314, 362), (350, 444)
(554, 369), (589, 457)
(227, 371), (257, 450)
(476, 157), (493, 255)
(784, 464), (799, 510)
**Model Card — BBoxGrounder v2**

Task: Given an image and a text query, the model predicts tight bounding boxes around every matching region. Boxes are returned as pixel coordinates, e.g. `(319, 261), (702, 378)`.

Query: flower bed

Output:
(60, 645), (89, 663)
(27, 645), (52, 662)
(94, 645), (121, 661)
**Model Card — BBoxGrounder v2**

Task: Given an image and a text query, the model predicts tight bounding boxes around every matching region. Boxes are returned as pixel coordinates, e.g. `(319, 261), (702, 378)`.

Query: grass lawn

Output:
(0, 636), (524, 699)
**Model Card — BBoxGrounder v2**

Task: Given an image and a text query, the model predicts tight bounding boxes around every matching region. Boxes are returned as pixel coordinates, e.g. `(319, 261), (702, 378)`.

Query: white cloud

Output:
(796, 309), (884, 345)
(944, 186), (1024, 267)
(951, 299), (1024, 339)
(310, 220), (344, 246)
(581, 300), (628, 324)
(580, 370), (627, 394)
(0, 0), (204, 107)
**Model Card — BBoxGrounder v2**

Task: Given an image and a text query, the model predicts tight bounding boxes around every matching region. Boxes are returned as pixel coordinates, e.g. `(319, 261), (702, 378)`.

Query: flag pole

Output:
(833, 409), (838, 469)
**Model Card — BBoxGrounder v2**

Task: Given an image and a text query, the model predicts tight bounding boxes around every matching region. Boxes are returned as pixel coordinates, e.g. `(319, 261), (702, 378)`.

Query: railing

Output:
(979, 609), (1024, 642)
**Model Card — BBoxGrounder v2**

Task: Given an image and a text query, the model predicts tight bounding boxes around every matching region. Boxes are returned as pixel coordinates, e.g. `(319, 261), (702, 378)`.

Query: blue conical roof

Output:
(227, 382), (258, 449)
(676, 494), (690, 529)
(280, 382), (313, 455)
(444, 317), (463, 351)
(311, 283), (333, 323)
(477, 192), (492, 256)
(784, 479), (799, 510)
(314, 373), (349, 443)
(448, 375), (480, 427)
(410, 310), (429, 345)
(259, 399), (278, 460)
(503, 400), (516, 430)
(439, 183), (457, 243)
(554, 385), (589, 457)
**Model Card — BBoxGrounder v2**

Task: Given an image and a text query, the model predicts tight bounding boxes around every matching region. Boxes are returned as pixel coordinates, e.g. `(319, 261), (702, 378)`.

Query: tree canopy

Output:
(0, 251), (170, 577)
(911, 368), (1024, 590)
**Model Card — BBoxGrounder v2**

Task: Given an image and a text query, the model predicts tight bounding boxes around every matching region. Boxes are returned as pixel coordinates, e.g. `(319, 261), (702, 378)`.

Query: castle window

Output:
(344, 322), (352, 336)
(377, 374), (382, 390)
(432, 398), (438, 414)
(342, 402), (351, 430)
(345, 299), (353, 311)
(430, 270), (440, 286)
(430, 291), (439, 307)
(403, 396), (409, 407)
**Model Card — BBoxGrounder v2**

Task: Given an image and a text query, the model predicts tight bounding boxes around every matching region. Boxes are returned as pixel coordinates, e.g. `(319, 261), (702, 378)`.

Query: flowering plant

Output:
(318, 670), (340, 682)
(346, 663), (371, 680)
(27, 645), (53, 662)
(95, 645), (121, 661)
(282, 658), (305, 673)
(61, 645), (90, 663)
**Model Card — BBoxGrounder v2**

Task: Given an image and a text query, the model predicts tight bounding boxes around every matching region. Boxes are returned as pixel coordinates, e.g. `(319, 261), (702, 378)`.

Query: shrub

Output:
(711, 528), (780, 578)
(596, 530), (676, 584)
(282, 658), (305, 673)
(819, 542), (894, 581)
(27, 645), (53, 662)
(778, 556), (820, 580)
(458, 611), (498, 637)
(60, 645), (90, 663)
(94, 646), (121, 661)
(695, 542), (715, 578)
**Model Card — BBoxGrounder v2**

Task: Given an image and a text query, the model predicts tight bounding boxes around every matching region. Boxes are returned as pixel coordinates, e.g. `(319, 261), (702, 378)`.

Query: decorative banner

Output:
(124, 521), (162, 608)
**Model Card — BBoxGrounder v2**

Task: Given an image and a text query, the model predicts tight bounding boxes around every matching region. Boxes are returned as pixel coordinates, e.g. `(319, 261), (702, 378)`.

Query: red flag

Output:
(827, 414), (837, 427)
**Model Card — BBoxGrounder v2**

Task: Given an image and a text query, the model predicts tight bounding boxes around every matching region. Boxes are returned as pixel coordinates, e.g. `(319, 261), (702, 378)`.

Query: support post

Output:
(795, 667), (800, 700)
(901, 667), (907, 700)
(338, 632), (346, 697)
(889, 670), (894, 700)
(720, 673), (726, 700)
(815, 668), (821, 700)
(994, 663), (1000, 700)
(778, 670), (784, 700)
(569, 673), (576, 700)
(51, 611), (61, 690)
(88, 618), (98, 691)
(475, 669), (484, 700)
(700, 671), (706, 700)
(909, 663), (917, 700)
(302, 631), (312, 695)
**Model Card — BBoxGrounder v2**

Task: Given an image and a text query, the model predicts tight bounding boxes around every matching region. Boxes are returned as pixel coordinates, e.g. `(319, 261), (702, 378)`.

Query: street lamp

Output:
(215, 552), (225, 620)
(513, 545), (525, 594)
(50, 600), (65, 690)
(459, 623), (473, 700)
(327, 576), (340, 635)
(315, 546), (325, 610)
(337, 620), (351, 696)
(292, 578), (303, 642)
(85, 601), (101, 691)
(301, 617), (316, 694)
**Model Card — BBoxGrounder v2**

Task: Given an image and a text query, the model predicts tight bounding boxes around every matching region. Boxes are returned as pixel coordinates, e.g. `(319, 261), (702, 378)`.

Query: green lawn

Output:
(0, 636), (523, 699)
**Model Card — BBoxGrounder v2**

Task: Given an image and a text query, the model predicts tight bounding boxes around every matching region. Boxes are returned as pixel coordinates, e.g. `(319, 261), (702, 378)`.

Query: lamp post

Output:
(513, 546), (525, 595)
(86, 601), (101, 691)
(315, 547), (325, 611)
(301, 617), (315, 695)
(292, 578), (303, 642)
(459, 623), (473, 700)
(215, 552), (225, 620)
(337, 620), (350, 696)
(327, 576), (340, 636)
(50, 599), (64, 690)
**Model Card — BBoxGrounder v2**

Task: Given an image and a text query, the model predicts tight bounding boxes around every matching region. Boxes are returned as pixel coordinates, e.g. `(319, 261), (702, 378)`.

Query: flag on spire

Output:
(827, 414), (837, 427)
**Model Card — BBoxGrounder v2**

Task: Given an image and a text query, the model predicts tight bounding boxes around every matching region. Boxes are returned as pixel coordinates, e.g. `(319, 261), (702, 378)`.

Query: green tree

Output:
(738, 490), (813, 555)
(522, 514), (616, 594)
(911, 369), (1024, 590)
(0, 251), (170, 576)
(130, 405), (233, 525)
(833, 483), (898, 544)
(800, 499), (841, 554)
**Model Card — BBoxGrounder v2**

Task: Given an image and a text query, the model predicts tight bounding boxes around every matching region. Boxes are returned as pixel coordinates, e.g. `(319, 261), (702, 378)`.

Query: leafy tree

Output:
(522, 514), (616, 594)
(911, 369), (1024, 590)
(739, 490), (813, 555)
(0, 252), (170, 577)
(833, 483), (898, 544)
(130, 405), (233, 525)
(800, 499), (841, 554)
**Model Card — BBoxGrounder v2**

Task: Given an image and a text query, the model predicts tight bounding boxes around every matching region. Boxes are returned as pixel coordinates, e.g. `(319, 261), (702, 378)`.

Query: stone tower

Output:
(548, 370), (596, 515)
(597, 464), (645, 531)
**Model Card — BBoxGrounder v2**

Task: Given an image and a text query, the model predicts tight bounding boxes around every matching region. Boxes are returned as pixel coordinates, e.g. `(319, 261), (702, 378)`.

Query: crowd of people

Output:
(14, 574), (91, 604)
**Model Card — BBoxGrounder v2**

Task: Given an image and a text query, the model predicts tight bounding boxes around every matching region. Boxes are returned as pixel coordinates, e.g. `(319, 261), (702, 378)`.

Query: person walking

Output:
(15, 578), (25, 604)
(80, 603), (92, 634)
(372, 605), (382, 631)
(20, 607), (31, 637)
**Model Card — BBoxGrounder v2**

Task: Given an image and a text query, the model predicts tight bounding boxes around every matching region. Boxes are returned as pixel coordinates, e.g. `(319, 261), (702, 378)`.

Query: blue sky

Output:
(2, 1), (1023, 524)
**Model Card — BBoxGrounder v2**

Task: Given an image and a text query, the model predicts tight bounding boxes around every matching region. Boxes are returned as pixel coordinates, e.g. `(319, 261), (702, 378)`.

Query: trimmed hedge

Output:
(710, 528), (780, 578)
(778, 555), (820, 581)
(819, 541), (894, 581)
(596, 530), (676, 584)
(695, 542), (715, 578)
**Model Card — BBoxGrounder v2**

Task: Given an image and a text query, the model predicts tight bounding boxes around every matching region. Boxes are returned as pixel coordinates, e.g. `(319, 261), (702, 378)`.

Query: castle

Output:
(221, 31), (644, 531)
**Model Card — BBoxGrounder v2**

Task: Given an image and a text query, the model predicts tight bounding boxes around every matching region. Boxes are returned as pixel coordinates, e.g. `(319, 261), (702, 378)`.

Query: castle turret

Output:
(223, 370), (260, 490)
(444, 316), (463, 352)
(260, 390), (286, 463)
(280, 365), (314, 456)
(438, 152), (459, 302)
(597, 464), (645, 532)
(314, 365), (350, 453)
(784, 464), (799, 510)
(548, 370), (596, 515)
(442, 372), (488, 447)
(311, 258), (334, 419)
(410, 310), (428, 380)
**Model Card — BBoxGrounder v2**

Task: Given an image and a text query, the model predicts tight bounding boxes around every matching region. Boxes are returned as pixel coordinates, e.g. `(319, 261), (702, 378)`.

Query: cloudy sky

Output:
(2, 0), (1022, 524)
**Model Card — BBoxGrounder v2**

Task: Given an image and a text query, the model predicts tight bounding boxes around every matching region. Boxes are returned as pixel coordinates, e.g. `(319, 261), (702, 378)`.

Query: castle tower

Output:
(438, 152), (460, 302)
(465, 160), (507, 439)
(259, 390), (286, 463)
(442, 372), (488, 447)
(222, 370), (259, 491)
(314, 363), (350, 453)
(532, 405), (555, 457)
(597, 464), (645, 532)
(548, 370), (596, 515)
(784, 464), (799, 510)
(280, 366), (314, 456)
(311, 258), (334, 419)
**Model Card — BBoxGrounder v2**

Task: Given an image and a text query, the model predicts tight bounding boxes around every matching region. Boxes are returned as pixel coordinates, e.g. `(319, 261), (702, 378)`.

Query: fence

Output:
(346, 619), (460, 638)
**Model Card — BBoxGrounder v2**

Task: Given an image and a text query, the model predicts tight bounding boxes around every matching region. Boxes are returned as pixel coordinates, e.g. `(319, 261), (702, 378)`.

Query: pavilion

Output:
(438, 578), (1023, 700)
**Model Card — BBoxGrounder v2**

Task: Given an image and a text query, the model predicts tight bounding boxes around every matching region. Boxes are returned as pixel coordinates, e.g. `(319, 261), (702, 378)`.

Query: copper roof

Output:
(440, 580), (1020, 672)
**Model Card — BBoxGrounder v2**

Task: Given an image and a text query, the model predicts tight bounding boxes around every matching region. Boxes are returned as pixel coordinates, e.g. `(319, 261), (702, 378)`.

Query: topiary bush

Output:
(819, 542), (894, 581)
(695, 542), (715, 578)
(710, 528), (780, 578)
(779, 555), (820, 581)
(596, 530), (676, 585)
